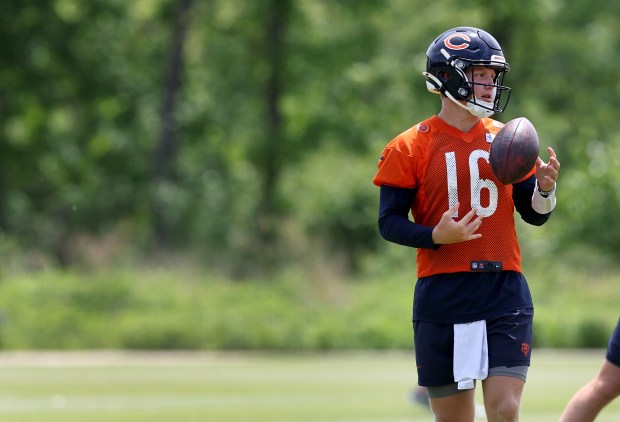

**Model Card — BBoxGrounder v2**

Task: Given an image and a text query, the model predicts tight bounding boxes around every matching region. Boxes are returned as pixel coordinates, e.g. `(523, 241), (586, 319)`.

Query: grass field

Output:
(0, 350), (618, 421)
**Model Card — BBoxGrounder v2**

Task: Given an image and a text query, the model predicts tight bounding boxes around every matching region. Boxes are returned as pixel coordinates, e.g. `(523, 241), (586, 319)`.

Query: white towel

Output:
(453, 320), (488, 389)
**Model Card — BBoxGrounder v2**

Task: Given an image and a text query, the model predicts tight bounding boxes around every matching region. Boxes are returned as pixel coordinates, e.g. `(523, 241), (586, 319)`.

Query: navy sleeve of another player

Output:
(513, 174), (551, 226)
(378, 185), (437, 249)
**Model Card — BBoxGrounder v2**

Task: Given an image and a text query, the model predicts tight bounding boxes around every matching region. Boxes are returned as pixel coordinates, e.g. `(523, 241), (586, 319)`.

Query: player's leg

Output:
(560, 318), (620, 422)
(481, 375), (524, 422)
(559, 359), (620, 422)
(428, 386), (476, 422)
(414, 320), (477, 422)
(482, 308), (533, 421)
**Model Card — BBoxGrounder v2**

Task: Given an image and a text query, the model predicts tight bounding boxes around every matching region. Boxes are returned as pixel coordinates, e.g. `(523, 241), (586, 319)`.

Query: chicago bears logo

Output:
(444, 33), (471, 50)
(521, 343), (530, 357)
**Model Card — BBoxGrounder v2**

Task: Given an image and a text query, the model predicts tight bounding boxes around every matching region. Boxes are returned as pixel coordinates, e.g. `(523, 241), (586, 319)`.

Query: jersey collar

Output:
(429, 115), (486, 143)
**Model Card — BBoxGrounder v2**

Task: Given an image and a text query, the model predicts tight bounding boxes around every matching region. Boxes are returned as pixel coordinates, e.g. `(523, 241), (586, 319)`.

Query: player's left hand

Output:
(536, 147), (560, 192)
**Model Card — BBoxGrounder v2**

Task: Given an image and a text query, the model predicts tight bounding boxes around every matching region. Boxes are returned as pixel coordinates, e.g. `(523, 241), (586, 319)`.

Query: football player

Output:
(560, 317), (620, 421)
(373, 27), (560, 421)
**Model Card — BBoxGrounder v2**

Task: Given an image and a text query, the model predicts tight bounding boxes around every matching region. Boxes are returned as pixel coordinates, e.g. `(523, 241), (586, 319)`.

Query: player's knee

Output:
(487, 397), (520, 422)
(597, 363), (620, 399)
(598, 377), (620, 401)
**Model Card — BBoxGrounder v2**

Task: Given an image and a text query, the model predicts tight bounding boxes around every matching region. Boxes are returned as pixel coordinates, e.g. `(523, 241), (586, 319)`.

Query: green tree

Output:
(3, 0), (620, 276)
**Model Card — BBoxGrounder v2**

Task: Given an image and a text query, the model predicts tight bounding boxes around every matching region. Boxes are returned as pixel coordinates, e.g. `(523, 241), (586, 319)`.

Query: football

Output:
(489, 117), (540, 184)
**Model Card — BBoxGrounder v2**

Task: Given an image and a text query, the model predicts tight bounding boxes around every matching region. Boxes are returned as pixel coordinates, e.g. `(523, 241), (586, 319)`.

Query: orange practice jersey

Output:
(373, 115), (536, 278)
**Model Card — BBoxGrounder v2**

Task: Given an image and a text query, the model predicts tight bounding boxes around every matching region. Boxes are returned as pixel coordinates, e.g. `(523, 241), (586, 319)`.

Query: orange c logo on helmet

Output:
(444, 33), (471, 50)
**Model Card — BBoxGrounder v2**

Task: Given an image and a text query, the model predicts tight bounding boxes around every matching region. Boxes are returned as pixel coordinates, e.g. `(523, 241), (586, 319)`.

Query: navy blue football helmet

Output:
(423, 27), (511, 117)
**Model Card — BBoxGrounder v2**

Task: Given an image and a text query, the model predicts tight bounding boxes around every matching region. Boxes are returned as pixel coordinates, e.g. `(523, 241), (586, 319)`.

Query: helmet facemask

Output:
(424, 56), (511, 118)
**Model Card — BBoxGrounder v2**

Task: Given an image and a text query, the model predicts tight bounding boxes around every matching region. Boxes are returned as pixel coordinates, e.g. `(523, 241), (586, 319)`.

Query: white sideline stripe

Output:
(0, 351), (224, 367)
(0, 393), (335, 413)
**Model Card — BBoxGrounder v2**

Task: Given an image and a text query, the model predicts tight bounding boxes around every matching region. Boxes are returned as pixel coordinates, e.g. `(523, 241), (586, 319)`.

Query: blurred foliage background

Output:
(0, 0), (618, 350)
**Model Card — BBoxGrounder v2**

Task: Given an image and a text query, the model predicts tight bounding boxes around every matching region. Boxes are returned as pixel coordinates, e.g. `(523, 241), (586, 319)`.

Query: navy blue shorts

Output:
(413, 308), (534, 387)
(607, 317), (620, 367)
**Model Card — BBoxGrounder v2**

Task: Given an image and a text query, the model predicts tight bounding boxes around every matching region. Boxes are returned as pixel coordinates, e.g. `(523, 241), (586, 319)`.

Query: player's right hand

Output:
(431, 202), (483, 244)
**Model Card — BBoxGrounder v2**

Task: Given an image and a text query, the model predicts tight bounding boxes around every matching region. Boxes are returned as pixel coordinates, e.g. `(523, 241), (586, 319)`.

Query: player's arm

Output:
(512, 174), (554, 225)
(378, 186), (482, 247)
(378, 185), (437, 249)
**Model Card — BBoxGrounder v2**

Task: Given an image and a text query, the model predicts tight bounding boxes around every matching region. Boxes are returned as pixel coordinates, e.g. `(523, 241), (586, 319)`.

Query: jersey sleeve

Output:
(372, 147), (416, 188)
(373, 131), (424, 189)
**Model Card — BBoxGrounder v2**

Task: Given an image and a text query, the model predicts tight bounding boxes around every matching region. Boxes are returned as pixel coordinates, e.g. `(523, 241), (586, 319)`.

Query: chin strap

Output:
(465, 99), (495, 118)
(422, 72), (495, 118)
(445, 90), (495, 118)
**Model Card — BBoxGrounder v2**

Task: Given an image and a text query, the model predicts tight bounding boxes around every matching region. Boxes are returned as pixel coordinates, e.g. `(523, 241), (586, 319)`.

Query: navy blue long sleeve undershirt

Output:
(378, 174), (552, 249)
